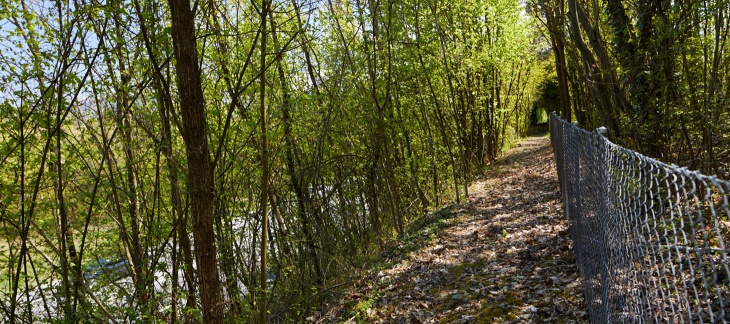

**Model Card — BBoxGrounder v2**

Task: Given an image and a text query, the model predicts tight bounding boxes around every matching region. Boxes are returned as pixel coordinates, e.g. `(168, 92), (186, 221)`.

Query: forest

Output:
(541, 0), (730, 177)
(0, 0), (727, 322)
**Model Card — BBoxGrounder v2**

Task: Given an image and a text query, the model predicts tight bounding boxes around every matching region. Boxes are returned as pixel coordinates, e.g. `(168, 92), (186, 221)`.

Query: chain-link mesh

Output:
(550, 112), (730, 323)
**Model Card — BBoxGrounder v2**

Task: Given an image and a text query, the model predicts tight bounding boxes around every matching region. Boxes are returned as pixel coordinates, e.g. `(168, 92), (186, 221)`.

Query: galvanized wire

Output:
(550, 112), (730, 323)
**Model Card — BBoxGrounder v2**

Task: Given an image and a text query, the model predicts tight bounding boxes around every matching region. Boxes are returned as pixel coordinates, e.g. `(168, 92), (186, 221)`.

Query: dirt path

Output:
(312, 132), (589, 323)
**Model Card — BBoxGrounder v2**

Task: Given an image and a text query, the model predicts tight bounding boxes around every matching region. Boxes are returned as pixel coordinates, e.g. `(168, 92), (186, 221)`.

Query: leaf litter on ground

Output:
(310, 131), (589, 323)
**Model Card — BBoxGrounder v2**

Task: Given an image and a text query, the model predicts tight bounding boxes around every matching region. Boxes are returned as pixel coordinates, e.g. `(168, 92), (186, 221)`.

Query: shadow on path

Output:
(313, 131), (588, 324)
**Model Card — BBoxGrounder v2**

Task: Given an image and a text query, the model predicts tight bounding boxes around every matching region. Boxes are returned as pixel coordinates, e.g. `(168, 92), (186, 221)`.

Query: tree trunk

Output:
(167, 1), (224, 322)
(258, 0), (271, 322)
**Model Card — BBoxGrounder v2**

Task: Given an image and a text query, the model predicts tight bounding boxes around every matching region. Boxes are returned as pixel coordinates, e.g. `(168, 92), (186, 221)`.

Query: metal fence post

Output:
(596, 127), (610, 323)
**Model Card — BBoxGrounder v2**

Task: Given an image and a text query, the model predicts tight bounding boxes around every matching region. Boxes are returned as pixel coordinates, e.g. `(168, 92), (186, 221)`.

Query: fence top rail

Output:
(550, 112), (730, 191)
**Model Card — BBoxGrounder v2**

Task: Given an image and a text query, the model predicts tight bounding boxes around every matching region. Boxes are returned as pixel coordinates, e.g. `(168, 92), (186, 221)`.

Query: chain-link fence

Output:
(550, 112), (730, 323)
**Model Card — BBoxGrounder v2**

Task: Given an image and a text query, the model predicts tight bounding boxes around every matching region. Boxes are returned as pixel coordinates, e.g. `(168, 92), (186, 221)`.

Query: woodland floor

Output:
(310, 126), (590, 323)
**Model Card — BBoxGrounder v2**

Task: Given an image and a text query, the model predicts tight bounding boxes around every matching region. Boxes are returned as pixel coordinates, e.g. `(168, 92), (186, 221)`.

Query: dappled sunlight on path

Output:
(312, 132), (588, 323)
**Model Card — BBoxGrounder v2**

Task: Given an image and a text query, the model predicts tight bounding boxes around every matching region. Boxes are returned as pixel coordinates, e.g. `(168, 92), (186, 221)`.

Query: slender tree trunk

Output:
(167, 1), (224, 322)
(155, 76), (198, 321)
(415, 81), (439, 206)
(114, 50), (148, 313)
(52, 96), (74, 322)
(540, 0), (571, 120)
(259, 0), (271, 322)
(141, 28), (200, 314)
(553, 34), (571, 121)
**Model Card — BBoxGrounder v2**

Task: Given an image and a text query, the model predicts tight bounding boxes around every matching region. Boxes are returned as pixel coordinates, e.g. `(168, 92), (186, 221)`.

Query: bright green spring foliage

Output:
(0, 0), (547, 321)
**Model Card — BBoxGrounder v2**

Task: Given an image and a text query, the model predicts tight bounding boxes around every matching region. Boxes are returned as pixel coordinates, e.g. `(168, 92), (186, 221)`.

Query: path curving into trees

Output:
(312, 129), (589, 323)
